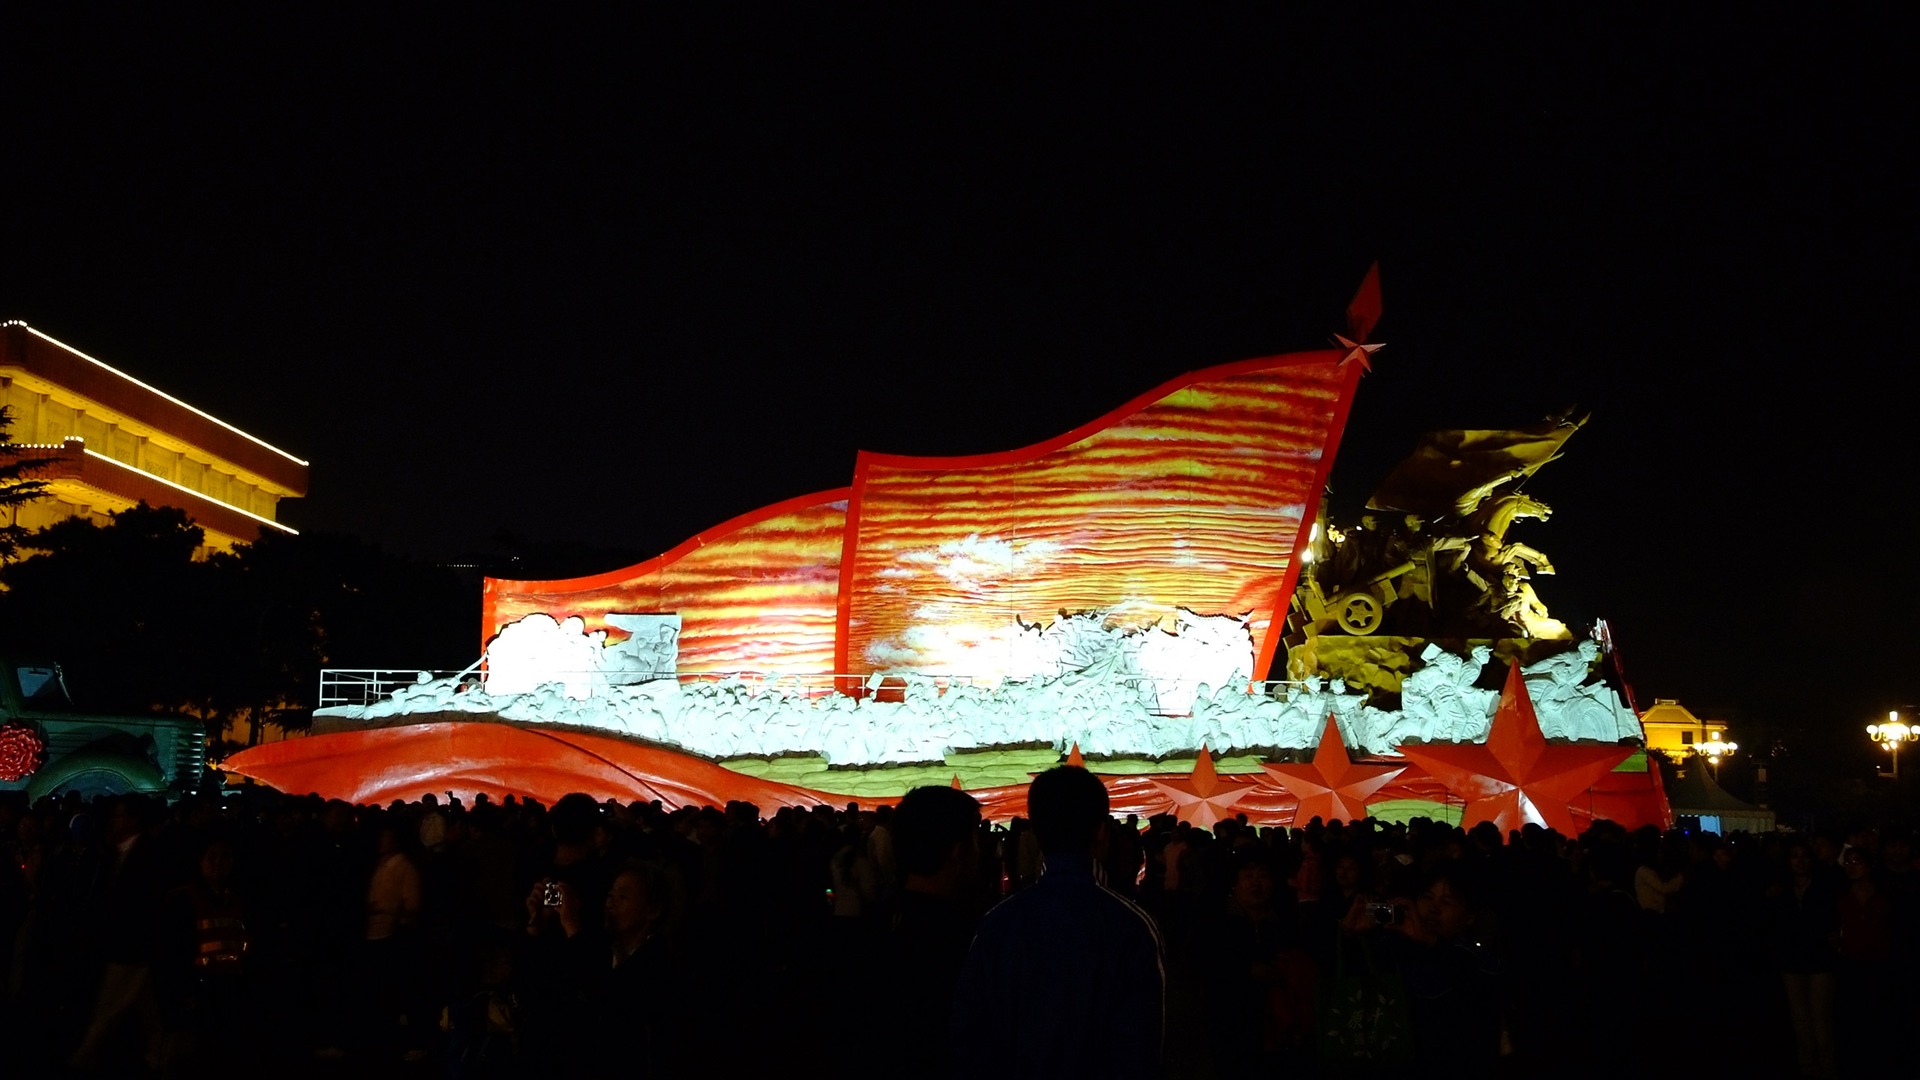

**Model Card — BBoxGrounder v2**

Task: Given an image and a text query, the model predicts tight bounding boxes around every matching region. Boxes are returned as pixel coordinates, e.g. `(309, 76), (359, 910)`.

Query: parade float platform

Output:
(226, 270), (1670, 834)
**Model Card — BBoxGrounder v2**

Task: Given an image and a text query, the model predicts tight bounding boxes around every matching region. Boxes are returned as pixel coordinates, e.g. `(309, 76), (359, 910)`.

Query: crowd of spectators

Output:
(2, 776), (1912, 1078)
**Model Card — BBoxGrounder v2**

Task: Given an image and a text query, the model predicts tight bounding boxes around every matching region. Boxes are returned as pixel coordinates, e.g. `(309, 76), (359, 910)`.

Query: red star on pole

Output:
(1396, 661), (1633, 835)
(1261, 715), (1404, 824)
(1149, 744), (1255, 830)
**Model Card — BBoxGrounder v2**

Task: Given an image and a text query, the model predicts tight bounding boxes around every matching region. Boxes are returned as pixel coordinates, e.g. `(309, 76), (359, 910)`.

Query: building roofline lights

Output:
(3, 321), (309, 468)
(81, 447), (298, 535)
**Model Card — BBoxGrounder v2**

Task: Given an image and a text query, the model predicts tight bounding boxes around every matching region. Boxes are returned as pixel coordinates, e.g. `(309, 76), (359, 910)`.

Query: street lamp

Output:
(1694, 733), (1737, 779)
(1866, 710), (1917, 779)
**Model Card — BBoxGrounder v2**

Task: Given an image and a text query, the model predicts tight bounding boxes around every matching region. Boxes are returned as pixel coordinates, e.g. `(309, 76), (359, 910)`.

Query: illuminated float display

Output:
(226, 269), (1669, 832)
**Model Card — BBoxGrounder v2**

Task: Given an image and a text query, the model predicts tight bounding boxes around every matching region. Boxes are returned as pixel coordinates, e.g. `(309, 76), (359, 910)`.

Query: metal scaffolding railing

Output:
(318, 665), (1307, 715)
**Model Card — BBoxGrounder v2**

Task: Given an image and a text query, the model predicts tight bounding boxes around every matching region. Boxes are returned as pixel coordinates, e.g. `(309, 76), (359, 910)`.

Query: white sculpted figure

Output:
(601, 614), (682, 685)
(1202, 684), (1258, 754)
(1135, 611), (1254, 714)
(1395, 644), (1497, 746)
(619, 681), (675, 744)
(1523, 640), (1636, 741)
(1007, 612), (1122, 682)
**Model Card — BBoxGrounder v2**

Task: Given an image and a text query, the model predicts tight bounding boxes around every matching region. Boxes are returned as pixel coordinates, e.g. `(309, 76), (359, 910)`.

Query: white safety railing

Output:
(318, 666), (478, 709)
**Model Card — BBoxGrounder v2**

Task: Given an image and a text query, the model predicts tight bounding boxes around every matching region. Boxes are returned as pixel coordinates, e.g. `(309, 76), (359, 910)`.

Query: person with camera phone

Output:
(1339, 862), (1503, 1071)
(525, 878), (581, 937)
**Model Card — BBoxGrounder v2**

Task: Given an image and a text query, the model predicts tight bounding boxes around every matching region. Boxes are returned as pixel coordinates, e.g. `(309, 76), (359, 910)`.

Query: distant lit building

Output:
(1638, 698), (1730, 758)
(0, 321), (306, 552)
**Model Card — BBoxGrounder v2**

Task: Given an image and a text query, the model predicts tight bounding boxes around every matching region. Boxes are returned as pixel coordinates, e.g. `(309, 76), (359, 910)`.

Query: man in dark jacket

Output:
(952, 767), (1165, 1078)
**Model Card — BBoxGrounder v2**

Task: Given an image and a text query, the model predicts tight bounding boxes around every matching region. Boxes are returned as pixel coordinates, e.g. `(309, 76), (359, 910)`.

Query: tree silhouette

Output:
(0, 405), (51, 561)
(0, 504), (474, 742)
(0, 503), (211, 714)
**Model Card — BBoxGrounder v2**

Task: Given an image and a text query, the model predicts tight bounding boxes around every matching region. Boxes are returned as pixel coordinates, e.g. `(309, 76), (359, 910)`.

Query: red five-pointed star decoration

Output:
(1396, 661), (1633, 836)
(1261, 715), (1404, 824)
(1150, 744), (1254, 830)
(1334, 333), (1384, 373)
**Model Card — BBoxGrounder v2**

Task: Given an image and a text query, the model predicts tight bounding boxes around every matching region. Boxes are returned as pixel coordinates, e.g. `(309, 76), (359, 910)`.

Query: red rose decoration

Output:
(0, 723), (46, 782)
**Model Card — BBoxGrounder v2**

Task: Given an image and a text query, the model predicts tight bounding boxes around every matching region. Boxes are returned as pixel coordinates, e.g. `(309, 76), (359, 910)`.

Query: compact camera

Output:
(1366, 901), (1400, 927)
(541, 881), (563, 907)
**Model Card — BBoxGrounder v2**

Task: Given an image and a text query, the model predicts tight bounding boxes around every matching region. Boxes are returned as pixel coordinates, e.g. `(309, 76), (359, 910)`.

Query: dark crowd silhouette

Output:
(2, 771), (1910, 1078)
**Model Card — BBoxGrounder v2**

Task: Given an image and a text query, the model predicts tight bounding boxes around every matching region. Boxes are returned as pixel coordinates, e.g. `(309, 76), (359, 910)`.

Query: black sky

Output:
(5, 7), (1915, 742)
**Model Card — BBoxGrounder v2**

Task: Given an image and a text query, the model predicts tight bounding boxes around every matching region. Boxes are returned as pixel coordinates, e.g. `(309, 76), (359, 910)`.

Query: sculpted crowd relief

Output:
(358, 612), (1638, 767)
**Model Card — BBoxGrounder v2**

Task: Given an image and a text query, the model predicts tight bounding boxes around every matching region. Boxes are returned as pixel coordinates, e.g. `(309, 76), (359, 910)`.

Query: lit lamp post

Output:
(1694, 733), (1737, 780)
(1866, 710), (1917, 779)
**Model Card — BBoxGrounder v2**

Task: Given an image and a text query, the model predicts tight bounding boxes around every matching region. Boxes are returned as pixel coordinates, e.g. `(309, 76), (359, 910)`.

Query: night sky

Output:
(5, 8), (1914, 751)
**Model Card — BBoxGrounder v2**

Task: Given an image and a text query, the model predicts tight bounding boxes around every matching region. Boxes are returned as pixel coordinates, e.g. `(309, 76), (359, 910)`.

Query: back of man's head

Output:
(893, 786), (982, 880)
(550, 792), (602, 847)
(1027, 766), (1110, 856)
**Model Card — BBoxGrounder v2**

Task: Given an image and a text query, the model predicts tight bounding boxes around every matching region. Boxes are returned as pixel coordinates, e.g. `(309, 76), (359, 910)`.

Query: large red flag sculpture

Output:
(1396, 662), (1633, 835)
(1260, 715), (1404, 824)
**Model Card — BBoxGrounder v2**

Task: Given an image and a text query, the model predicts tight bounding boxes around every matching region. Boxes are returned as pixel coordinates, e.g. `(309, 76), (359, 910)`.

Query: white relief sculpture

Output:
(1395, 643), (1498, 746)
(339, 613), (1640, 767)
(1522, 640), (1640, 742)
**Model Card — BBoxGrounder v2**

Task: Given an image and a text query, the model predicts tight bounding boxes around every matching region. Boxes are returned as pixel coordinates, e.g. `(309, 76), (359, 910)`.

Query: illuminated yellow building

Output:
(1, 321), (306, 552)
(1638, 698), (1730, 758)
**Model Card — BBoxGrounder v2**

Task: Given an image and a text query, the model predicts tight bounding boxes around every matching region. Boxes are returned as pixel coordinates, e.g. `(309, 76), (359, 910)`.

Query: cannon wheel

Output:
(1335, 593), (1384, 634)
